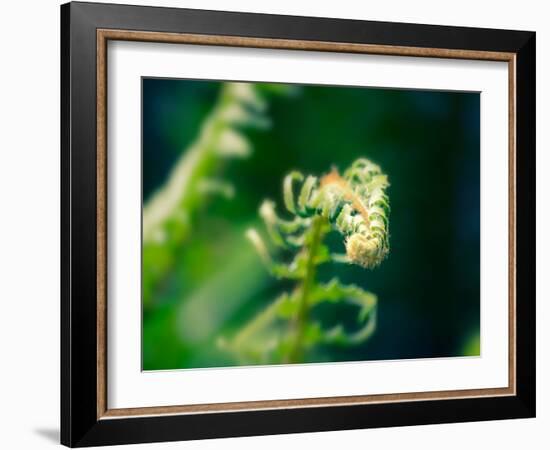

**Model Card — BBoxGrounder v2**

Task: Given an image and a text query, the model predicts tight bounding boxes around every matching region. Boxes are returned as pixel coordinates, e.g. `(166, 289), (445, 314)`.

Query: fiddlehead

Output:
(280, 158), (390, 268)
(220, 158), (390, 365)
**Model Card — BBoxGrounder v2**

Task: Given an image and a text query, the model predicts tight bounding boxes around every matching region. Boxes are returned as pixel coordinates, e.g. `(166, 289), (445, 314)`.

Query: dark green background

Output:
(142, 78), (480, 370)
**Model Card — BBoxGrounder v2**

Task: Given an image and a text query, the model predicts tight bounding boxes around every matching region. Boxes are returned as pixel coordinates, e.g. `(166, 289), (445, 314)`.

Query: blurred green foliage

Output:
(142, 82), (296, 311)
(142, 78), (480, 370)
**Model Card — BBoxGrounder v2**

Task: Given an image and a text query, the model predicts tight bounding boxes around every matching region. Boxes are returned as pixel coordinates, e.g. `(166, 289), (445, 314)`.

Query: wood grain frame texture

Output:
(96, 30), (517, 419)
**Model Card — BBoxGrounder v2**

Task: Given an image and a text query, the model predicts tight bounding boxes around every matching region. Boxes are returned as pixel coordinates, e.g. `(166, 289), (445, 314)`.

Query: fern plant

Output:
(142, 82), (296, 309)
(220, 158), (390, 364)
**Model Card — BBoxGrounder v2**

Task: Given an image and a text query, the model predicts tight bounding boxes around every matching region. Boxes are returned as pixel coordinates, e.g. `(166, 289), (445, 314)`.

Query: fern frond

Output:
(143, 83), (272, 242)
(282, 159), (391, 268)
(142, 82), (294, 308)
(309, 278), (377, 345)
(222, 158), (390, 365)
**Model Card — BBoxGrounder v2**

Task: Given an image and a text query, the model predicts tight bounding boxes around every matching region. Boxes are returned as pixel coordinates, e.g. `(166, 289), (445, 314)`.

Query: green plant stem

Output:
(231, 294), (286, 349)
(287, 216), (326, 363)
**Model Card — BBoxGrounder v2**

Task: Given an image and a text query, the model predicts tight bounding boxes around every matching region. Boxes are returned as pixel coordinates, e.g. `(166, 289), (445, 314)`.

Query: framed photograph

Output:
(61, 1), (535, 447)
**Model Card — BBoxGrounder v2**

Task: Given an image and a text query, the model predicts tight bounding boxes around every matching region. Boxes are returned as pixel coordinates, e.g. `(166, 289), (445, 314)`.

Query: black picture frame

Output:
(61, 1), (535, 447)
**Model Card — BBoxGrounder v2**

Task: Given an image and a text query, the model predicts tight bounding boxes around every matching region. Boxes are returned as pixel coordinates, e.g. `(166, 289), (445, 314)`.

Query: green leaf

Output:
(275, 291), (300, 318)
(308, 278), (378, 346)
(283, 171), (304, 214)
(196, 178), (235, 199)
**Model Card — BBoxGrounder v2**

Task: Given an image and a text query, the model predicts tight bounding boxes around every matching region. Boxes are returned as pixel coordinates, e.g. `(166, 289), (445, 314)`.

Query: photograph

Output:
(141, 78), (481, 371)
